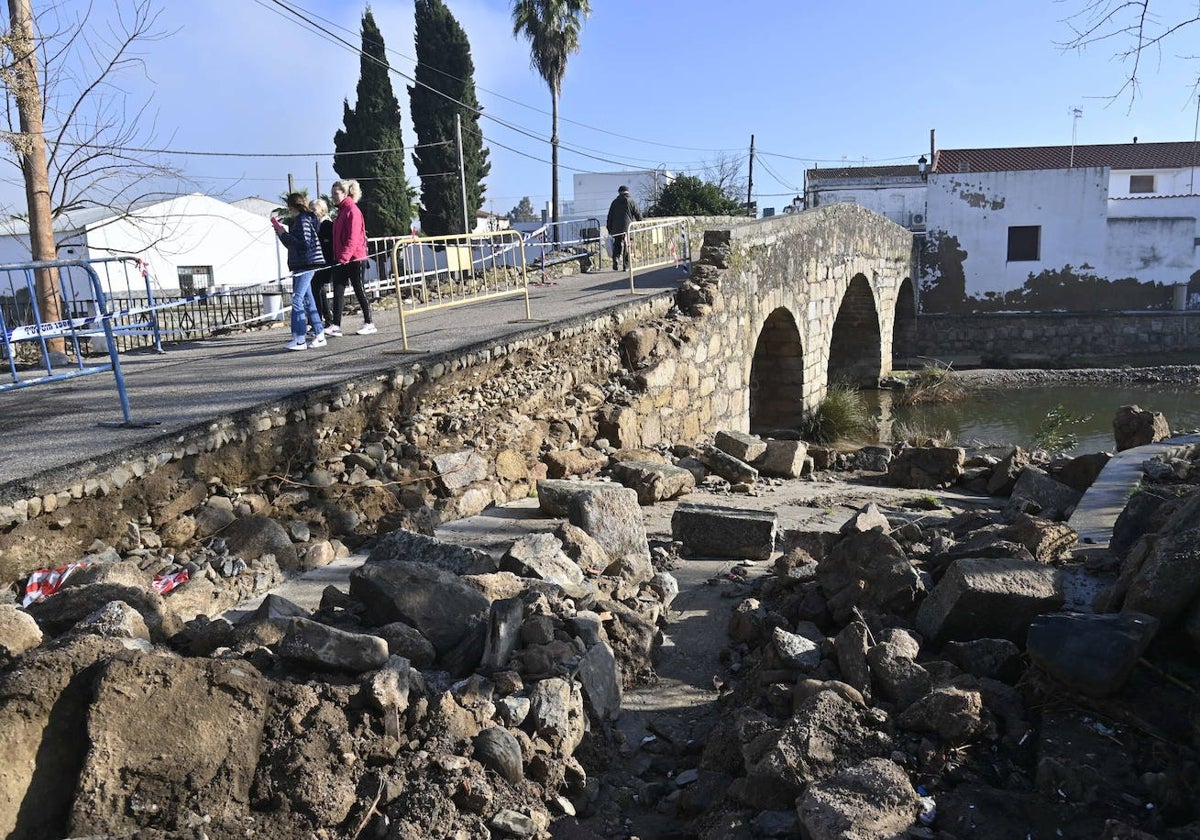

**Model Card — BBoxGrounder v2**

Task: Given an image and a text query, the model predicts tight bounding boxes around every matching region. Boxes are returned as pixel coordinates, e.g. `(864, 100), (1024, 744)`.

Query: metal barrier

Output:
(525, 218), (603, 283)
(624, 217), (692, 294)
(388, 228), (532, 351)
(0, 258), (147, 426)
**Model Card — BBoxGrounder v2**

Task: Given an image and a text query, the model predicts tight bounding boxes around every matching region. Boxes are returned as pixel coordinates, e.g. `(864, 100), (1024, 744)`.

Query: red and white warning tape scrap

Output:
(21, 561), (188, 606)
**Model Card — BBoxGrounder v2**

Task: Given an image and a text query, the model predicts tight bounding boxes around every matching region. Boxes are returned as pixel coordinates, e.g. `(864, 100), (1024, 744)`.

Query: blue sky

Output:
(5, 0), (1200, 219)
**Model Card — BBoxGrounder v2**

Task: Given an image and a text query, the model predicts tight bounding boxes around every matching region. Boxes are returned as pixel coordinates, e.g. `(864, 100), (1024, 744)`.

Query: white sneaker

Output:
(326, 325), (343, 337)
(308, 332), (327, 348)
(285, 338), (307, 351)
(356, 322), (378, 335)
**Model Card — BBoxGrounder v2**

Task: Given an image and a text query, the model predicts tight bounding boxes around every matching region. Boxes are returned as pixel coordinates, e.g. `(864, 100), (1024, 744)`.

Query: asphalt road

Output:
(1, 265), (684, 504)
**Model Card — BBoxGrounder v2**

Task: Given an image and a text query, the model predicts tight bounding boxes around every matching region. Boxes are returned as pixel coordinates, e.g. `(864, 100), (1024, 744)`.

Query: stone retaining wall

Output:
(905, 311), (1200, 363)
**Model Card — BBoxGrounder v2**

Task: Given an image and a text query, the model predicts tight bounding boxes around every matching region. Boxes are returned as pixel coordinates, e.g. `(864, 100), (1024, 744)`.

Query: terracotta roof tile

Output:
(933, 141), (1200, 173)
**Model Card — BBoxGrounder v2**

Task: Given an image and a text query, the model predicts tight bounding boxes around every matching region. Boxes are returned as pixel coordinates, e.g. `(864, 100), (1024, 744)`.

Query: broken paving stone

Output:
(915, 556), (1064, 646)
(608, 459), (695, 504)
(671, 503), (777, 560)
(1026, 611), (1159, 697)
(697, 444), (759, 485)
(714, 430), (767, 464)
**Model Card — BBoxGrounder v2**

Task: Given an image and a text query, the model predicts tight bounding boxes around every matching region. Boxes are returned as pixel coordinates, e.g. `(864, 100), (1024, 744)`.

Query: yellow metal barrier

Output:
(387, 229), (532, 351)
(623, 218), (691, 293)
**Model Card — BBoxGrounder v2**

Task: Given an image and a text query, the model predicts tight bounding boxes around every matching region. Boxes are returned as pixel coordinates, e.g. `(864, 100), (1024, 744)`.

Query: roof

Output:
(806, 164), (923, 180)
(0, 193), (206, 237)
(933, 141), (1200, 174)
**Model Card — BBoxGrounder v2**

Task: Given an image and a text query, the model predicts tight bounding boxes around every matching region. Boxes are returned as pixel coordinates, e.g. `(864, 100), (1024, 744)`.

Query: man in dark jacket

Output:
(606, 185), (642, 271)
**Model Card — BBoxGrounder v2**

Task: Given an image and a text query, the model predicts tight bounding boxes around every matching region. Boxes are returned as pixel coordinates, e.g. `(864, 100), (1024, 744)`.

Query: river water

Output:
(869, 381), (1200, 455)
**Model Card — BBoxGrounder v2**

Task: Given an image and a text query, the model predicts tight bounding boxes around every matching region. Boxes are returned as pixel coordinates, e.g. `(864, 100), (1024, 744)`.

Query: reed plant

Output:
(800, 383), (874, 444)
(895, 360), (966, 406)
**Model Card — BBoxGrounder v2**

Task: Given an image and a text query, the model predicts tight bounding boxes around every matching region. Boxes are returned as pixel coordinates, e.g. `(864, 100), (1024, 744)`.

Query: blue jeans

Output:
(290, 270), (323, 339)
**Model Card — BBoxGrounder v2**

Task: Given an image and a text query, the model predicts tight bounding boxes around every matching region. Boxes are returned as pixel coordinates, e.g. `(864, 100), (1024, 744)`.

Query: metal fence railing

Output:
(386, 228), (532, 352)
(624, 217), (692, 293)
(1, 258), (145, 425)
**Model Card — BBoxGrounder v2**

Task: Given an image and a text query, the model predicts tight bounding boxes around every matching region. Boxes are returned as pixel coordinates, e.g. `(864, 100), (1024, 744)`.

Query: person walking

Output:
(606, 185), (642, 272)
(330, 179), (376, 335)
(270, 193), (326, 351)
(310, 198), (337, 333)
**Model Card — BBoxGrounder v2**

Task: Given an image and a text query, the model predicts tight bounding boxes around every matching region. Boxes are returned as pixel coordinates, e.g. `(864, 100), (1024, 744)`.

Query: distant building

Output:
(804, 162), (928, 231)
(806, 141), (1200, 312)
(0, 193), (285, 304)
(548, 169), (674, 221)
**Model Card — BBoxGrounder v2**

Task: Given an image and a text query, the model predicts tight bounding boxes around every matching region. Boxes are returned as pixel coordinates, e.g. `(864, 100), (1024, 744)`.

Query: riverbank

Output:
(952, 364), (1200, 388)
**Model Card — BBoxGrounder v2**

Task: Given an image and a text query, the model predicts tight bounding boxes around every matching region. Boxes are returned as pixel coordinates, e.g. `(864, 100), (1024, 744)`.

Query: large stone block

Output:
(536, 479), (614, 517)
(915, 556), (1063, 645)
(671, 503), (777, 560)
(759, 440), (809, 478)
(714, 430), (767, 464)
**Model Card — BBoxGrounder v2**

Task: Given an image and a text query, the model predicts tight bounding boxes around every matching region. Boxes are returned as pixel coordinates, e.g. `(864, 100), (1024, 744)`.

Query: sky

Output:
(5, 0), (1200, 220)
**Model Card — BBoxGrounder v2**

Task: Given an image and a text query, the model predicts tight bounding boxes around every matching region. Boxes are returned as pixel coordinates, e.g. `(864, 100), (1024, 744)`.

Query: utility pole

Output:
(456, 113), (469, 235)
(287, 173), (296, 195)
(746, 134), (755, 217)
(7, 0), (64, 357)
(314, 162), (320, 199)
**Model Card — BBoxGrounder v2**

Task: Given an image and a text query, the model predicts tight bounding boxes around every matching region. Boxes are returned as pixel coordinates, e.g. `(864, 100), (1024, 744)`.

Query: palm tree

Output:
(511, 0), (590, 242)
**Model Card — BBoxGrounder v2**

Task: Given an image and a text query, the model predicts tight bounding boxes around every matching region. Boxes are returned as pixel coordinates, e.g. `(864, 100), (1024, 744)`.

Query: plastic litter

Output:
(22, 561), (91, 607)
(918, 795), (936, 826)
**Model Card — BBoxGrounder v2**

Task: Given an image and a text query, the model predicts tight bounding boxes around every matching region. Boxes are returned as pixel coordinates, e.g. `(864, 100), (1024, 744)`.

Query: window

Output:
(177, 265), (213, 295)
(1129, 174), (1156, 194)
(1007, 226), (1040, 262)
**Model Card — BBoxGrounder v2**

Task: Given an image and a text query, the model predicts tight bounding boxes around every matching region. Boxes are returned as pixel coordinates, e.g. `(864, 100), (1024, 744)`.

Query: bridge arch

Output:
(749, 307), (805, 433)
(891, 276), (917, 364)
(827, 273), (882, 386)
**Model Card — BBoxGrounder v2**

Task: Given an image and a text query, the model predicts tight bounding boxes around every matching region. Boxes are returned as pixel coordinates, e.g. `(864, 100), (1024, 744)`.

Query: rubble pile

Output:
(1, 406), (1198, 838)
(0, 481), (678, 839)
(643, 440), (1200, 839)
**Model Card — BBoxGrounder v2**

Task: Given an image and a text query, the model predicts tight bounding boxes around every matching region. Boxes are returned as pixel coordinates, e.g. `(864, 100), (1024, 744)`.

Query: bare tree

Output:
(702, 152), (749, 204)
(1, 0), (182, 245)
(1059, 0), (1200, 104)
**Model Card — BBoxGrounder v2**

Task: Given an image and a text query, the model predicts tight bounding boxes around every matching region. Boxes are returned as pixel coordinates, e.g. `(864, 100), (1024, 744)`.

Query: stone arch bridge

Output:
(617, 202), (916, 446)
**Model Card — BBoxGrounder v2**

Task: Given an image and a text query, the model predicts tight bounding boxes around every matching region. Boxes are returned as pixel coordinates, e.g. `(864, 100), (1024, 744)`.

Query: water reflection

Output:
(867, 382), (1200, 454)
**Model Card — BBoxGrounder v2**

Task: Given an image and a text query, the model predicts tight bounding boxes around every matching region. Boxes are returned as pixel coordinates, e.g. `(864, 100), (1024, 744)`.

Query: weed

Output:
(800, 384), (873, 444)
(1031, 404), (1093, 455)
(896, 360), (966, 407)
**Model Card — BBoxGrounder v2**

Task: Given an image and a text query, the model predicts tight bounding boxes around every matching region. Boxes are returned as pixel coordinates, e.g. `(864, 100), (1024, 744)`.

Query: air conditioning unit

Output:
(910, 213), (925, 226)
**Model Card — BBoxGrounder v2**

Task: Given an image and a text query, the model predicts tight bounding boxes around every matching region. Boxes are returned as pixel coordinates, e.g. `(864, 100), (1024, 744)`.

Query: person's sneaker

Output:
(356, 322), (378, 335)
(308, 332), (327, 348)
(285, 338), (307, 351)
(325, 325), (343, 337)
(612, 261), (619, 271)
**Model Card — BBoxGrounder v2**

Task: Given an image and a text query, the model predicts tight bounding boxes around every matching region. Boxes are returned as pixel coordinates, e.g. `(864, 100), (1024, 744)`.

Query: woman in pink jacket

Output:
(328, 179), (376, 335)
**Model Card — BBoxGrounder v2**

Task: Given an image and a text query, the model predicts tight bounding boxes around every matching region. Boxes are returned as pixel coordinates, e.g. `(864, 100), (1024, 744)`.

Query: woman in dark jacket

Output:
(310, 198), (337, 333)
(270, 193), (326, 351)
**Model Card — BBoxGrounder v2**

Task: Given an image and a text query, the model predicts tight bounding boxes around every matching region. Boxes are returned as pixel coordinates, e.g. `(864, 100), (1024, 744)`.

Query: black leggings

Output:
(331, 260), (372, 326)
(311, 267), (334, 326)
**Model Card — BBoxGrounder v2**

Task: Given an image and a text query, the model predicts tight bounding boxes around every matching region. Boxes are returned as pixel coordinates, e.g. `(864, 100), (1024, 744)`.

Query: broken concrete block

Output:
(714, 430), (767, 464)
(759, 440), (809, 478)
(671, 502), (777, 560)
(915, 556), (1063, 645)
(609, 459), (696, 504)
(697, 444), (758, 484)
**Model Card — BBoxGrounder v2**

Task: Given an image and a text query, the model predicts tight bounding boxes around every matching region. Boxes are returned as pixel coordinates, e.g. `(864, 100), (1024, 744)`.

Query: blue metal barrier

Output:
(0, 257), (153, 427)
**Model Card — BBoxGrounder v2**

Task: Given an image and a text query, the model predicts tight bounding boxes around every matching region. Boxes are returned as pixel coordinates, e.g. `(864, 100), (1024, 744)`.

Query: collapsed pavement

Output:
(1, 406), (1198, 839)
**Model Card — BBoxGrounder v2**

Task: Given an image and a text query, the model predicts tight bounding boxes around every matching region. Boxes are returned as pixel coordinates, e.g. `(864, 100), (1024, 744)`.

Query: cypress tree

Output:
(333, 8), (413, 238)
(409, 0), (490, 236)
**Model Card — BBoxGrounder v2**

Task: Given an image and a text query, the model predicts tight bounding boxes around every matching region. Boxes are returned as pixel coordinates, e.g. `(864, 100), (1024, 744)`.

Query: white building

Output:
(926, 142), (1200, 310)
(0, 193), (286, 304)
(551, 169), (673, 221)
(804, 162), (928, 230)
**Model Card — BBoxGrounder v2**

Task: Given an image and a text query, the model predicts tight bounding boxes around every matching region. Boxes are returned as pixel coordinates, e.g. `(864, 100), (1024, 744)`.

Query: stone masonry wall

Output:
(905, 311), (1200, 364)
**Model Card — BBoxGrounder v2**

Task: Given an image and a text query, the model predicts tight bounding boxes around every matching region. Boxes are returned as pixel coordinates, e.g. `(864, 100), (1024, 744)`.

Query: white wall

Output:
(810, 184), (926, 227)
(569, 171), (664, 220)
(927, 167), (1110, 295)
(1108, 167), (1200, 198)
(80, 194), (286, 293)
